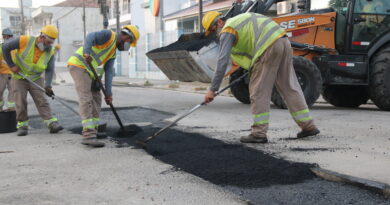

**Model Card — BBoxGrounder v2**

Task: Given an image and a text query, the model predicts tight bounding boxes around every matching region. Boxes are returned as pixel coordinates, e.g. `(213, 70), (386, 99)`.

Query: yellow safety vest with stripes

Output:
(223, 13), (286, 70)
(12, 36), (55, 81)
(67, 30), (117, 79)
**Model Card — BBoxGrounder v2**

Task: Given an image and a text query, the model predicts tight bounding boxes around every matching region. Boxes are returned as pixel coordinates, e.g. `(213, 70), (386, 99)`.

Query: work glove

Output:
(10, 66), (20, 73)
(105, 96), (113, 105)
(83, 54), (93, 64)
(204, 90), (216, 104)
(45, 87), (55, 97)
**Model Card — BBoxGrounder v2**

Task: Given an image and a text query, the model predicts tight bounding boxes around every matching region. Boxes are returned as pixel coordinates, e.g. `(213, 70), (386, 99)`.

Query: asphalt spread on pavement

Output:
(29, 105), (316, 188)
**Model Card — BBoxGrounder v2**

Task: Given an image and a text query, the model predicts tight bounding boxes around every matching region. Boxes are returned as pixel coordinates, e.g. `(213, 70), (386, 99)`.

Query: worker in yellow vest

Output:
(67, 25), (140, 147)
(2, 25), (64, 136)
(202, 12), (320, 143)
(0, 28), (15, 111)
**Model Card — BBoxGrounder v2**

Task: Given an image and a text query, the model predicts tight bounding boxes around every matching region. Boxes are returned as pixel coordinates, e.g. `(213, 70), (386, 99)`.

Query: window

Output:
(351, 0), (390, 51)
(123, 0), (131, 14)
(9, 16), (21, 26)
(354, 0), (390, 14)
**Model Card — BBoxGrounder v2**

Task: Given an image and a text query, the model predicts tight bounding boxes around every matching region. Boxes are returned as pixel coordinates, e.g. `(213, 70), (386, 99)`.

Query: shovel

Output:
(85, 61), (139, 138)
(18, 72), (79, 116)
(137, 72), (249, 146)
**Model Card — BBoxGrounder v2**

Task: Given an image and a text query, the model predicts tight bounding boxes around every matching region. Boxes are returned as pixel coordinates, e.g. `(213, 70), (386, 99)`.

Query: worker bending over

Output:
(67, 25), (140, 147)
(202, 12), (320, 143)
(2, 25), (63, 136)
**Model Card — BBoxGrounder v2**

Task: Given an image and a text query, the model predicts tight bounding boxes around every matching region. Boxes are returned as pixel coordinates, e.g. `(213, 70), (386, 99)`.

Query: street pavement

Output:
(1, 70), (390, 204)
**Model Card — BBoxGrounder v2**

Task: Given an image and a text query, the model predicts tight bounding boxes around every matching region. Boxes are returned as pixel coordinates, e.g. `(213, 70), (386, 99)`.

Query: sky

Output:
(0, 0), (66, 8)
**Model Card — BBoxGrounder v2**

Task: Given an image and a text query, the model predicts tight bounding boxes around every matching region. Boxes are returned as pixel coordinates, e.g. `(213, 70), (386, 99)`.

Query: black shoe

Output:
(240, 134), (268, 143)
(48, 122), (64, 133)
(81, 137), (105, 148)
(297, 128), (320, 138)
(17, 127), (28, 136)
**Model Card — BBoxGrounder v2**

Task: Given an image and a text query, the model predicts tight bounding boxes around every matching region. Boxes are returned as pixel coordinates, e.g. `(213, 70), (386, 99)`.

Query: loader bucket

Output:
(146, 33), (220, 83)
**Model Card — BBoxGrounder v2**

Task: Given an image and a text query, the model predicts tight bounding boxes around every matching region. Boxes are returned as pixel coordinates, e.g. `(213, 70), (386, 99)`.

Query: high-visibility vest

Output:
(0, 44), (12, 75)
(223, 13), (286, 70)
(12, 36), (55, 80)
(67, 30), (117, 79)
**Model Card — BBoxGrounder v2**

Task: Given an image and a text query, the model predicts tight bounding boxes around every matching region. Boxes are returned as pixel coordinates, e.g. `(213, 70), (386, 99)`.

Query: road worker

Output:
(67, 25), (140, 148)
(202, 12), (320, 143)
(0, 28), (15, 111)
(2, 25), (64, 136)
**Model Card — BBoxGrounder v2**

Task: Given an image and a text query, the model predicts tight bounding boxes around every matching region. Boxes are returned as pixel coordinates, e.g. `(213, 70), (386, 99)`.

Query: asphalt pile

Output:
(134, 127), (316, 188)
(148, 32), (217, 53)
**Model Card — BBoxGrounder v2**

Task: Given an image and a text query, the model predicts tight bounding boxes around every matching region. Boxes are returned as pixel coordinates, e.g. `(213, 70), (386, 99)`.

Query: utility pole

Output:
(98, 0), (109, 29)
(198, 0), (203, 32)
(19, 0), (25, 35)
(56, 20), (61, 61)
(82, 0), (86, 41)
(115, 0), (122, 76)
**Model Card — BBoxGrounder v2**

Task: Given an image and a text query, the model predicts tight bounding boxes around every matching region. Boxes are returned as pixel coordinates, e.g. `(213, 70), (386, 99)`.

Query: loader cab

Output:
(345, 0), (390, 53)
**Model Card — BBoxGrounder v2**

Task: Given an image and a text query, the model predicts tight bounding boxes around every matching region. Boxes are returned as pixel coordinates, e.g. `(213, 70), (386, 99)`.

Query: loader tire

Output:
(271, 56), (322, 109)
(229, 68), (250, 104)
(369, 46), (390, 111)
(322, 85), (369, 108)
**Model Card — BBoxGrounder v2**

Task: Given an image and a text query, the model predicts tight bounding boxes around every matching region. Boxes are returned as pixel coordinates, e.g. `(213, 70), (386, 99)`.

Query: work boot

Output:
(48, 122), (64, 133)
(97, 122), (107, 133)
(17, 126), (28, 136)
(240, 133), (268, 143)
(297, 128), (320, 138)
(96, 132), (107, 139)
(81, 137), (105, 148)
(96, 123), (107, 138)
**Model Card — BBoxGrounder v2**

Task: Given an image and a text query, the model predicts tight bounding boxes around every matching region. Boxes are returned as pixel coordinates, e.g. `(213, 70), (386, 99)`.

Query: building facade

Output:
(31, 4), (103, 62)
(0, 0), (32, 42)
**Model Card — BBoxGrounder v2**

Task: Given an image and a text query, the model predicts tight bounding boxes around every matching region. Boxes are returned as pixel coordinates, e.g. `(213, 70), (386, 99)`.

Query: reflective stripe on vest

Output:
(67, 30), (117, 79)
(292, 109), (312, 122)
(223, 13), (286, 69)
(73, 53), (105, 79)
(13, 36), (55, 81)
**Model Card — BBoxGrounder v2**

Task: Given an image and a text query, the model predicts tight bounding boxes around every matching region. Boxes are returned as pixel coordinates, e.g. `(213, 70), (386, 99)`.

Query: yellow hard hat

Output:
(202, 11), (222, 31)
(54, 44), (61, 50)
(122, 25), (140, 47)
(40, 25), (58, 39)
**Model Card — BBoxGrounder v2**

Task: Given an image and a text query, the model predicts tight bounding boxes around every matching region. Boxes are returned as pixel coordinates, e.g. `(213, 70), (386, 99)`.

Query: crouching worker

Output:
(67, 25), (140, 148)
(2, 25), (64, 136)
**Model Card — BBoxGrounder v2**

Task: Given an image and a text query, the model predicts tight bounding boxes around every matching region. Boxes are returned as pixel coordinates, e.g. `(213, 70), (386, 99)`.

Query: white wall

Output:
(32, 6), (103, 62)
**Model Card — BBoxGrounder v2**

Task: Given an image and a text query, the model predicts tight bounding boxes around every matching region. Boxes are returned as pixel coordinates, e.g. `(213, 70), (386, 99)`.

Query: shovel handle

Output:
(85, 60), (125, 131)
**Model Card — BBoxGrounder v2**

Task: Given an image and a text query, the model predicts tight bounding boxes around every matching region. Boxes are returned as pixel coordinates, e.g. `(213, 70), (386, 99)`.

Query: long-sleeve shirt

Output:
(209, 32), (236, 92)
(84, 30), (115, 96)
(2, 37), (55, 88)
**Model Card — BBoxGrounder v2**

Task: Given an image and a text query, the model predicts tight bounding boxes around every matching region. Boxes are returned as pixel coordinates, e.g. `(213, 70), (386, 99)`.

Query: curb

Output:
(311, 167), (390, 198)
